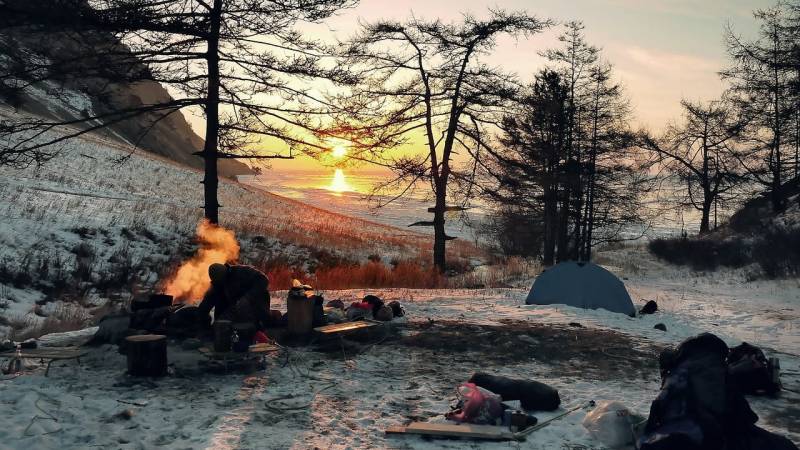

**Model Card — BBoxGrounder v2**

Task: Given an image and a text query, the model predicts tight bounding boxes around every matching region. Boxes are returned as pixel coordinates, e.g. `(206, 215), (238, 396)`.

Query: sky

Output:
(205, 0), (777, 173)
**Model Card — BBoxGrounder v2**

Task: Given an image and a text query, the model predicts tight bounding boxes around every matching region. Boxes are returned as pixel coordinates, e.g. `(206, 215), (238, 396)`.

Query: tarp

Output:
(525, 261), (636, 316)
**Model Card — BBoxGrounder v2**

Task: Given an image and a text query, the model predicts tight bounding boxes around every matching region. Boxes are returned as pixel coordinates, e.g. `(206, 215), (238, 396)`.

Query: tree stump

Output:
(125, 334), (167, 377)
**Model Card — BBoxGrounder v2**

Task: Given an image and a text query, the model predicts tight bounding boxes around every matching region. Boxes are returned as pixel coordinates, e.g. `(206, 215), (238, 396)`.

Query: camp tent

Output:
(525, 261), (636, 316)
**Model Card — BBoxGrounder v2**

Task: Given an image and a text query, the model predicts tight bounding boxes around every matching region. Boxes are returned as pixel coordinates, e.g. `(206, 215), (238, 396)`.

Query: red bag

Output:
(445, 382), (504, 425)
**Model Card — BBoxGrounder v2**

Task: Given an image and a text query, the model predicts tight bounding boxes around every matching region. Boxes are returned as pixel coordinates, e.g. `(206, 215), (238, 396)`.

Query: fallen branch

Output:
(513, 400), (595, 440)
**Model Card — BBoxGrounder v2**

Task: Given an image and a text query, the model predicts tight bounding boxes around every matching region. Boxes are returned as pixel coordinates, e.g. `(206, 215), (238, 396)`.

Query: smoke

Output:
(163, 219), (240, 304)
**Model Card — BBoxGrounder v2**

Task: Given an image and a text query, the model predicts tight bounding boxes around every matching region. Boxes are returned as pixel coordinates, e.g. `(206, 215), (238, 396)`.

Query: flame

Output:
(327, 169), (352, 193)
(163, 219), (240, 304)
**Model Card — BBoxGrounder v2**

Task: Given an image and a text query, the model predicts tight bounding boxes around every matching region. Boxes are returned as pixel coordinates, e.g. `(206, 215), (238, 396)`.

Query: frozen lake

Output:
(240, 170), (714, 244)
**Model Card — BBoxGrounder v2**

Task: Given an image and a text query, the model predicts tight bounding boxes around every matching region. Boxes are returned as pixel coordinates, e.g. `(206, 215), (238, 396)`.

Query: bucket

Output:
(287, 293), (314, 336)
(213, 320), (233, 352)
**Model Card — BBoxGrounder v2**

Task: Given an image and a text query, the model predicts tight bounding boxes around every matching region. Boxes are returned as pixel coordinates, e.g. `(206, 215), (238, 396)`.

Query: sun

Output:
(327, 169), (352, 193)
(331, 145), (347, 158)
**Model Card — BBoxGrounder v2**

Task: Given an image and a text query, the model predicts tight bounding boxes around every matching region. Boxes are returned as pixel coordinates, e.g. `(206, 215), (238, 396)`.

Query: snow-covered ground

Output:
(1, 245), (798, 449)
(1, 111), (798, 450)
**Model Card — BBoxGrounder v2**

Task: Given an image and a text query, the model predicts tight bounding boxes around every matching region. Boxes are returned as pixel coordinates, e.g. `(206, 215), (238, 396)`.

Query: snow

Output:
(1, 252), (798, 449)
(0, 103), (798, 449)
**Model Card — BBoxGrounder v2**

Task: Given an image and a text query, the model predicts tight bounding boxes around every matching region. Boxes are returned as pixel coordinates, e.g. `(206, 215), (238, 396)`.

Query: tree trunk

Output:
(585, 145), (597, 261)
(432, 182), (447, 273)
(699, 196), (712, 234)
(542, 181), (557, 266)
(556, 187), (570, 262)
(125, 334), (167, 377)
(202, 0), (223, 224)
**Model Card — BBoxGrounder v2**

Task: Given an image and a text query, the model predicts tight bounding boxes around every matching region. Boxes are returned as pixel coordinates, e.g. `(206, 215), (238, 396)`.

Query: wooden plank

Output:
(198, 344), (278, 360)
(386, 422), (516, 440)
(248, 343), (280, 354)
(314, 321), (379, 335)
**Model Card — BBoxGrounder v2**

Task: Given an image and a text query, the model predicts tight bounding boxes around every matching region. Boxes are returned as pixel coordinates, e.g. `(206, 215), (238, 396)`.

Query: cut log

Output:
(125, 334), (167, 377)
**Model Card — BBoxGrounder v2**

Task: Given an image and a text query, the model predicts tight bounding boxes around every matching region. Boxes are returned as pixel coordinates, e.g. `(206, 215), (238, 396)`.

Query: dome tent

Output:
(525, 261), (636, 316)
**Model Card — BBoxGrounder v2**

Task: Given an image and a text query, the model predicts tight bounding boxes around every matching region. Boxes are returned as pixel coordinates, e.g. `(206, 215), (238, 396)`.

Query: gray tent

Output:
(525, 261), (635, 316)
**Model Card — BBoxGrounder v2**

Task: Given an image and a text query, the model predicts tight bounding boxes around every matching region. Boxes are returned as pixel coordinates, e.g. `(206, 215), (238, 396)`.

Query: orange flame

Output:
(163, 219), (240, 304)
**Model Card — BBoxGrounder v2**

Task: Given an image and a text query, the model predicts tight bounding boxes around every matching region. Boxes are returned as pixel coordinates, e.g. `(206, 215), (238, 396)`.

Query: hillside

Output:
(648, 178), (800, 278)
(0, 118), (490, 339)
(0, 2), (251, 178)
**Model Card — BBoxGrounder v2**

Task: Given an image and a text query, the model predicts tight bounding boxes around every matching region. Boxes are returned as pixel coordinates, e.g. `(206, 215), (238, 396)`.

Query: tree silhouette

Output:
(0, 0), (354, 223)
(329, 10), (551, 272)
(643, 99), (747, 234)
(723, 5), (797, 212)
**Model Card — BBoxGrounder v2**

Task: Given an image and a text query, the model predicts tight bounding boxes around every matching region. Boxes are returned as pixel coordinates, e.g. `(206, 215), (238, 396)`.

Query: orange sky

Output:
(183, 0), (771, 173)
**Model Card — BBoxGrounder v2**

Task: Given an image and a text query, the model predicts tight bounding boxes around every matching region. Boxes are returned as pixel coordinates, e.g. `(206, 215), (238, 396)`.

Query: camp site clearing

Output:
(2, 247), (798, 449)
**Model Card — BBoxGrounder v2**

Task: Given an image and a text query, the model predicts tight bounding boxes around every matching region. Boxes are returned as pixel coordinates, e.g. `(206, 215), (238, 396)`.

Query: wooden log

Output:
(125, 335), (167, 377)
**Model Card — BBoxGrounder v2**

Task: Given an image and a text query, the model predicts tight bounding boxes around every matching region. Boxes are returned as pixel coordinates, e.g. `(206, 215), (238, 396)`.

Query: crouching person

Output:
(198, 263), (271, 334)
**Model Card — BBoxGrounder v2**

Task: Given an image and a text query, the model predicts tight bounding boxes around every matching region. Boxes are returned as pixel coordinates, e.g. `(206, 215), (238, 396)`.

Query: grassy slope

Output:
(0, 121), (487, 338)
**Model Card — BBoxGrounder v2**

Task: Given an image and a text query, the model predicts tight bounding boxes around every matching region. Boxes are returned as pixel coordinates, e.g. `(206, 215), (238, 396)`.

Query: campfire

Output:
(163, 219), (240, 304)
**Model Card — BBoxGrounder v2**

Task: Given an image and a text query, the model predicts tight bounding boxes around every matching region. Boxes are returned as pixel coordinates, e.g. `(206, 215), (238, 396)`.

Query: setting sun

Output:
(332, 145), (347, 158)
(327, 169), (352, 193)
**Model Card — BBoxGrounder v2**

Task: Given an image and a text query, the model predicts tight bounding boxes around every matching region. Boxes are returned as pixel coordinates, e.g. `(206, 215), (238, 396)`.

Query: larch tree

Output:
(723, 5), (797, 212)
(643, 99), (747, 234)
(480, 27), (646, 264)
(540, 21), (599, 261)
(0, 0), (355, 223)
(481, 69), (569, 264)
(329, 10), (551, 272)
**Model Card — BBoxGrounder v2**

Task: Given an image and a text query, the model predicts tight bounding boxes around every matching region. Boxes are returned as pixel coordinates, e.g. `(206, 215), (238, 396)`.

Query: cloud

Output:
(608, 45), (727, 128)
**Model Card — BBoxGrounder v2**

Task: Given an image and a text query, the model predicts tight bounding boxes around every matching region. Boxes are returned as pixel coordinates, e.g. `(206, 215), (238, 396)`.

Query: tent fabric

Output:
(525, 261), (636, 316)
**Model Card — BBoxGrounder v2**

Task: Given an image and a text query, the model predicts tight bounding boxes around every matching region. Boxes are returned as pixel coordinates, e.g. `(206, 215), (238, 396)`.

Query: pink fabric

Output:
(445, 382), (504, 425)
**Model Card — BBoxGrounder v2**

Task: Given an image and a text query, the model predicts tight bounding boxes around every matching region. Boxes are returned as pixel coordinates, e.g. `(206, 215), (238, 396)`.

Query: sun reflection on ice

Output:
(326, 169), (352, 194)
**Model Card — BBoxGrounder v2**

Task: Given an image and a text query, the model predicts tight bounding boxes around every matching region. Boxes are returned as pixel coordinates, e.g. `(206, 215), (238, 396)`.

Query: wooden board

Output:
(314, 320), (379, 335)
(386, 422), (516, 440)
(199, 343), (279, 360)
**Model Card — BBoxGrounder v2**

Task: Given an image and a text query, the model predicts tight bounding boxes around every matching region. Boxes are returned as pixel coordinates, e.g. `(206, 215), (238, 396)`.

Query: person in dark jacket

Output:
(198, 263), (271, 331)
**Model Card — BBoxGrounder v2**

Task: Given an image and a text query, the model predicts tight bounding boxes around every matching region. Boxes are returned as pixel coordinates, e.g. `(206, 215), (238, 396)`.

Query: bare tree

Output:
(0, 0), (355, 223)
(643, 99), (746, 234)
(329, 10), (550, 271)
(723, 5), (797, 211)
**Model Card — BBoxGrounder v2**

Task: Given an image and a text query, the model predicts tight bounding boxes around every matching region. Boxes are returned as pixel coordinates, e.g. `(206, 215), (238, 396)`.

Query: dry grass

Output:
(451, 256), (542, 288)
(257, 256), (539, 291)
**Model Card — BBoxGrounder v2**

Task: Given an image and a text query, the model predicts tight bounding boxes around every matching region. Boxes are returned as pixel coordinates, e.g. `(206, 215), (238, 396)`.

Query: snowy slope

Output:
(0, 119), (444, 338)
